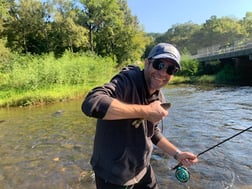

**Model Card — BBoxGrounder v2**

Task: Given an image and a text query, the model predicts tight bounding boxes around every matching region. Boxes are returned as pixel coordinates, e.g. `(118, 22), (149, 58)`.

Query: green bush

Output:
(1, 51), (116, 91)
(179, 54), (199, 76)
(0, 51), (117, 106)
(215, 64), (236, 83)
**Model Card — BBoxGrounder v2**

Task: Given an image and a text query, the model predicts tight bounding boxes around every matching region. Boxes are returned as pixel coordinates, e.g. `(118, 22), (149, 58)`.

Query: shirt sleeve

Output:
(81, 66), (142, 119)
(151, 125), (164, 145)
(81, 84), (115, 119)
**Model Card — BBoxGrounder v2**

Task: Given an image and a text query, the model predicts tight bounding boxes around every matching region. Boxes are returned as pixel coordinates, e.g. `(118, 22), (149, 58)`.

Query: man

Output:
(82, 43), (198, 189)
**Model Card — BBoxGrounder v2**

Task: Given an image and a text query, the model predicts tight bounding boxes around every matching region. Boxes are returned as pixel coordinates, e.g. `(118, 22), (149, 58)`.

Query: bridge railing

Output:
(193, 40), (252, 59)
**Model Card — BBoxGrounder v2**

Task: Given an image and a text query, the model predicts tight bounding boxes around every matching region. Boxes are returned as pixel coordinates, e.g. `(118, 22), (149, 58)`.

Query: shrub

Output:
(179, 54), (199, 76)
(215, 64), (236, 83)
(1, 51), (116, 91)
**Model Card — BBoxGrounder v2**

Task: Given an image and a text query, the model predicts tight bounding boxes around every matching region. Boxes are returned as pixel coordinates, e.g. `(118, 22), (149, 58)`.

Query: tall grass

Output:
(0, 51), (117, 107)
(1, 52), (239, 107)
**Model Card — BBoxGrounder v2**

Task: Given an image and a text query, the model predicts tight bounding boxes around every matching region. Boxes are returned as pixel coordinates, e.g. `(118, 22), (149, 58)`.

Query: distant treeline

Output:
(1, 0), (252, 65)
(150, 13), (252, 55)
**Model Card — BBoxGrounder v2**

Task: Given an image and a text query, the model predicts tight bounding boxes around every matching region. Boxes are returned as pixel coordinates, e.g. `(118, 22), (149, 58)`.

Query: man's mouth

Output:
(153, 75), (165, 82)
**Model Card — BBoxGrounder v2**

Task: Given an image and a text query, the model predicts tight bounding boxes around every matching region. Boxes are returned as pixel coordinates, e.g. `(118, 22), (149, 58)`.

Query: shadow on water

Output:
(0, 84), (252, 189)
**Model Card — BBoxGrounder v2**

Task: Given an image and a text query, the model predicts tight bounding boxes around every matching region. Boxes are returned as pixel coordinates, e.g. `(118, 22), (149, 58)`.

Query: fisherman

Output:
(81, 43), (198, 189)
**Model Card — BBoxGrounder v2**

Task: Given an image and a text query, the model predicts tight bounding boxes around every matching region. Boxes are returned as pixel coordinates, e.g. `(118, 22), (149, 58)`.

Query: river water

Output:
(0, 84), (251, 189)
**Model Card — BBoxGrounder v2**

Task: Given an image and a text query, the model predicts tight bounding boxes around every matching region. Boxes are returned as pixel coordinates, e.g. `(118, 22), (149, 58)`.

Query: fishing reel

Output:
(174, 166), (190, 183)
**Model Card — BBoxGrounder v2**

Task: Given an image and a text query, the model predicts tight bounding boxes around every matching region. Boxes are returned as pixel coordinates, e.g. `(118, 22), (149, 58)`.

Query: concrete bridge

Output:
(193, 40), (252, 63)
(192, 40), (252, 83)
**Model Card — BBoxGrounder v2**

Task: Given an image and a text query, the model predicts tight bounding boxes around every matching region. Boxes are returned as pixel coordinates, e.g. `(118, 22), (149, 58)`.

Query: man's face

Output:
(144, 58), (177, 94)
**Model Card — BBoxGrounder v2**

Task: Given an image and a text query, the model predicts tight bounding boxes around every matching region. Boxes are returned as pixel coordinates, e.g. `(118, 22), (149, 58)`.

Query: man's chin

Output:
(150, 83), (163, 91)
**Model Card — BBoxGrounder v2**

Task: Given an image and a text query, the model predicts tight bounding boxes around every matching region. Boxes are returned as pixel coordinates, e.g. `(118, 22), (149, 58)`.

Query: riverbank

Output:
(0, 52), (116, 108)
(3, 51), (250, 108)
(0, 56), (249, 108)
(0, 85), (87, 108)
(0, 75), (228, 108)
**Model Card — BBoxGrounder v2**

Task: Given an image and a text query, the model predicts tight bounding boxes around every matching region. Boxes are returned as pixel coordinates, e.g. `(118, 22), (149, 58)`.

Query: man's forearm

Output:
(103, 99), (148, 120)
(156, 137), (180, 158)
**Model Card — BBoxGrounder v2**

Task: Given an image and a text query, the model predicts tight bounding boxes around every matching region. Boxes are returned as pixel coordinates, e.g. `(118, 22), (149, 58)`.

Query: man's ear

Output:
(144, 58), (150, 66)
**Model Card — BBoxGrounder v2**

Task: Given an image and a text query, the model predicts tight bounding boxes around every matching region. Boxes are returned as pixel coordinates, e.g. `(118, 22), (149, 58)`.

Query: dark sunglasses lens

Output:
(167, 66), (178, 75)
(152, 61), (164, 70)
(152, 60), (178, 75)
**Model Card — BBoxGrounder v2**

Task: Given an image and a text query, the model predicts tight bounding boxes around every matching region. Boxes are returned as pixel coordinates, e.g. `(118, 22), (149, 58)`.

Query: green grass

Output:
(0, 51), (117, 107)
(0, 85), (89, 107)
(0, 51), (239, 107)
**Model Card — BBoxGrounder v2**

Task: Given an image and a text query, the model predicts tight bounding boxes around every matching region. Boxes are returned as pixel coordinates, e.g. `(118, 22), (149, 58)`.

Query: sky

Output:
(127, 0), (252, 33)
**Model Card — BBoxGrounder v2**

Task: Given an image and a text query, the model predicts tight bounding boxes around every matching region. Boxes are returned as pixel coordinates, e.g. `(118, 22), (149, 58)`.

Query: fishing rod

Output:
(173, 125), (252, 183)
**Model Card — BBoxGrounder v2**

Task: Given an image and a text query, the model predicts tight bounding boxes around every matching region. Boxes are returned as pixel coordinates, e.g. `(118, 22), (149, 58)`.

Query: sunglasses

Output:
(151, 59), (179, 75)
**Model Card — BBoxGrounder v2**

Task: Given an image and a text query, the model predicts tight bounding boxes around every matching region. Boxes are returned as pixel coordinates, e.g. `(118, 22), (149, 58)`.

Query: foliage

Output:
(215, 64), (237, 83)
(1, 0), (149, 63)
(196, 75), (216, 84)
(1, 0), (252, 63)
(0, 51), (116, 91)
(179, 53), (199, 76)
(0, 51), (117, 107)
(155, 22), (202, 54)
(198, 60), (222, 75)
(242, 12), (252, 37)
(78, 0), (150, 63)
(150, 13), (252, 55)
(0, 38), (11, 65)
(198, 16), (247, 48)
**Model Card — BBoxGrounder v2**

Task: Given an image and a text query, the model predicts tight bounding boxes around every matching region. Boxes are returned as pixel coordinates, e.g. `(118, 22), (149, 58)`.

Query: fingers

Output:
(178, 152), (198, 167)
(147, 101), (169, 122)
(181, 158), (196, 167)
(132, 101), (170, 127)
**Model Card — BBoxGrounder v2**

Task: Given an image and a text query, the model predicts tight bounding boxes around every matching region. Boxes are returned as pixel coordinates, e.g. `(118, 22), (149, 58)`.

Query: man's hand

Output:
(176, 151), (198, 167)
(132, 101), (171, 127)
(145, 101), (169, 124)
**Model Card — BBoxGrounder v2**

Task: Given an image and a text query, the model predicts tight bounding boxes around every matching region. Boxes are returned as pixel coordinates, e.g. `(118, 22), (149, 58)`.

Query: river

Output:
(0, 84), (251, 189)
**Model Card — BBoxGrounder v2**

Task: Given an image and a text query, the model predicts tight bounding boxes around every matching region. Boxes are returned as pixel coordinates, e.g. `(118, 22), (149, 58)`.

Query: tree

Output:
(155, 22), (201, 53)
(199, 16), (247, 47)
(78, 0), (150, 63)
(3, 0), (88, 55)
(242, 12), (252, 38)
(3, 0), (53, 53)
(0, 0), (13, 64)
(0, 0), (13, 32)
(50, 0), (88, 55)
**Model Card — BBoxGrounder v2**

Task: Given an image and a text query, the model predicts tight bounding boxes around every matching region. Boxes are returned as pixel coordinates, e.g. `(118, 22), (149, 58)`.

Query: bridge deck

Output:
(193, 41), (252, 62)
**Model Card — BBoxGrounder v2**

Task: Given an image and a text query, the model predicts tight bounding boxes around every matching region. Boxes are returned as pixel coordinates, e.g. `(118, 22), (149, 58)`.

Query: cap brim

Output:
(152, 54), (181, 70)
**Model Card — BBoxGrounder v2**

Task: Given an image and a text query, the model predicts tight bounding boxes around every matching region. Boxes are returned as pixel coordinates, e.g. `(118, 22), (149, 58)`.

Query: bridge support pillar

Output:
(235, 57), (252, 84)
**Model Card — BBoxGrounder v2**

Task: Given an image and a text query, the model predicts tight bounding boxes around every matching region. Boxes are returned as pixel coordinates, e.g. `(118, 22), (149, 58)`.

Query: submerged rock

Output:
(0, 120), (5, 124)
(79, 170), (95, 183)
(52, 110), (64, 117)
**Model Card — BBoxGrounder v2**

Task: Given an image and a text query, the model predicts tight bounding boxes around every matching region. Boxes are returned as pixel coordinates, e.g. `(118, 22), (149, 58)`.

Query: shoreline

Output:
(1, 77), (251, 108)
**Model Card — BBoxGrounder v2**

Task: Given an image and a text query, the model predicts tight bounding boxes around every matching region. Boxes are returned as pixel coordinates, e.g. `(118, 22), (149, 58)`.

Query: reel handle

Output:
(172, 162), (183, 170)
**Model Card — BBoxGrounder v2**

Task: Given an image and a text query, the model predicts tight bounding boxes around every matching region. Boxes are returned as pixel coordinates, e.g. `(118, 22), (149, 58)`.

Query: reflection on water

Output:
(0, 85), (252, 189)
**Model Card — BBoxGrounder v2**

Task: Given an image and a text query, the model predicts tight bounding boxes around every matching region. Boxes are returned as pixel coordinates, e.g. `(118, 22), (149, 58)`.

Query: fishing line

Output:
(173, 126), (252, 183)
